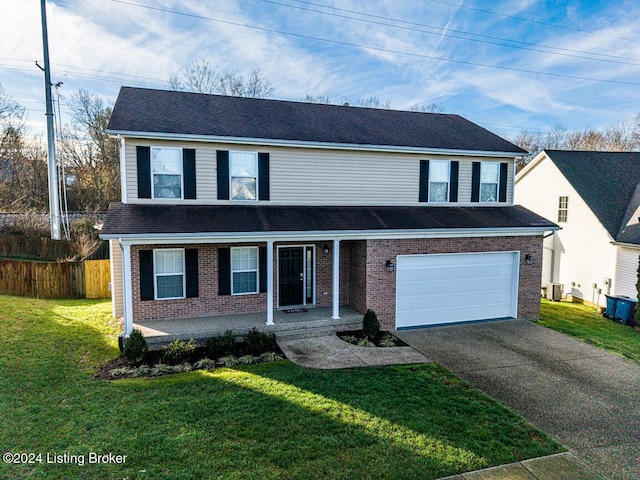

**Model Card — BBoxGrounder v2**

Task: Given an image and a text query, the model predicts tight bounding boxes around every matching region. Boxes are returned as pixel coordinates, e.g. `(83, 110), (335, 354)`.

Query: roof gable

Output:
(107, 87), (525, 154)
(544, 150), (640, 243)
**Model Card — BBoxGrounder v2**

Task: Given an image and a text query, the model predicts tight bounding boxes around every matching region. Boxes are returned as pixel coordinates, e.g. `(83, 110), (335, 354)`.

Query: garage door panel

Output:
(396, 252), (519, 328)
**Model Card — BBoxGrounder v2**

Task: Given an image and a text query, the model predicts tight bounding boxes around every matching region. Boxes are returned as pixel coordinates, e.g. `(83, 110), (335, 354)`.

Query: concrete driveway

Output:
(395, 319), (640, 480)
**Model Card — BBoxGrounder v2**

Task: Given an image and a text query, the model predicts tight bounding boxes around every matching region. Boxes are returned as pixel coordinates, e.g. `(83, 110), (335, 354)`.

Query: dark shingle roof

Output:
(545, 150), (640, 244)
(107, 87), (526, 154)
(101, 203), (555, 237)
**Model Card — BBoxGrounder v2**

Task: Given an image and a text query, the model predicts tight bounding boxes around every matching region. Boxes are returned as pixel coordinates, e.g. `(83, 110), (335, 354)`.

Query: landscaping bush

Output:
(243, 328), (277, 355)
(362, 309), (380, 338)
(161, 338), (197, 365)
(122, 328), (148, 363)
(206, 330), (236, 358)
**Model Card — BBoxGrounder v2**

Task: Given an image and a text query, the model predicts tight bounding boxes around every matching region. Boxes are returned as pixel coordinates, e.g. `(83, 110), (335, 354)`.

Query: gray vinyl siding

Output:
(123, 139), (515, 206)
(614, 247), (639, 299)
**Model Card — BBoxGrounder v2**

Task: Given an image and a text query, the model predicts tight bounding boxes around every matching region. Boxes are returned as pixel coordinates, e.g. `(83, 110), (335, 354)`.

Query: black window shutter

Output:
(259, 246), (267, 293)
(449, 161), (459, 202)
(419, 160), (429, 202)
(136, 146), (151, 199)
(258, 153), (270, 201)
(471, 162), (481, 202)
(183, 149), (197, 199)
(185, 249), (199, 298)
(139, 249), (154, 301)
(217, 151), (230, 200)
(218, 247), (231, 295)
(499, 162), (508, 202)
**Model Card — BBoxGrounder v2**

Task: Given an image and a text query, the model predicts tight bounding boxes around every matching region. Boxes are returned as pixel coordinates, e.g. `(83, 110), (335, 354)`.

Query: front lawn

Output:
(539, 299), (640, 364)
(0, 296), (562, 480)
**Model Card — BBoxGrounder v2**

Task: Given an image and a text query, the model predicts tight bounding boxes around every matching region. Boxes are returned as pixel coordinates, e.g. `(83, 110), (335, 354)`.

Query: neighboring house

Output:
(515, 150), (640, 306)
(101, 86), (557, 337)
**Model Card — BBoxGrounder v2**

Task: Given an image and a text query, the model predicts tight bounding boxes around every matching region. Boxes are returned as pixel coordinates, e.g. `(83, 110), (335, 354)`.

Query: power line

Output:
(109, 0), (640, 87)
(422, 0), (640, 44)
(280, 0), (640, 64)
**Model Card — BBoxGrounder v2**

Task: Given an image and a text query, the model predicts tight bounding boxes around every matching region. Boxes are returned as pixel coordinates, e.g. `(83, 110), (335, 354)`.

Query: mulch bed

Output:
(337, 330), (408, 347)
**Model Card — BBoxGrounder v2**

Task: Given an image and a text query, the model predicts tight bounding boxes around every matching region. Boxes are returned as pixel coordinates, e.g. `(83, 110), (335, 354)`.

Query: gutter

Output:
(105, 129), (524, 159)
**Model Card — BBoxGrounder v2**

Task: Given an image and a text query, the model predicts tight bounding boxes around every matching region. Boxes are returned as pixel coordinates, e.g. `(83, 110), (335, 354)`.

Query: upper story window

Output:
(230, 151), (258, 201)
(429, 161), (450, 202)
(154, 248), (185, 299)
(558, 196), (568, 222)
(480, 163), (500, 202)
(136, 146), (196, 200)
(152, 147), (183, 199)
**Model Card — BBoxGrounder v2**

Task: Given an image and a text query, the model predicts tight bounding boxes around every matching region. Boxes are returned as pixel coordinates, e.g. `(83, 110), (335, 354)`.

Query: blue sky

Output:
(2, 0), (640, 139)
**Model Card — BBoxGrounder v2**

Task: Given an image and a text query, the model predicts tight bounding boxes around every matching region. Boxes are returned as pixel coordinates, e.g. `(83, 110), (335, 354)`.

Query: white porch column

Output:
(332, 239), (340, 319)
(266, 240), (274, 325)
(120, 241), (134, 336)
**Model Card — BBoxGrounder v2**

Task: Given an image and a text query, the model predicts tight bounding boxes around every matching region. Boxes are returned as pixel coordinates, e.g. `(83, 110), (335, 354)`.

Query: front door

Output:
(279, 247), (304, 306)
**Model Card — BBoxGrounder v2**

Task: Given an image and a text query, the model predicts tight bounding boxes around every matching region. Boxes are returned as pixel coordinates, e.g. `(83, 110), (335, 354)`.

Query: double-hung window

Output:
(231, 247), (258, 294)
(154, 249), (185, 299)
(429, 161), (450, 202)
(152, 147), (183, 199)
(230, 151), (258, 201)
(480, 163), (500, 202)
(558, 196), (569, 222)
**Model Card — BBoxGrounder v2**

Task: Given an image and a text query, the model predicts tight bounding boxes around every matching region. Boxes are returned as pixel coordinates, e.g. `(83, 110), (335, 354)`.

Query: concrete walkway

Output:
(396, 319), (640, 480)
(438, 452), (602, 480)
(277, 333), (429, 369)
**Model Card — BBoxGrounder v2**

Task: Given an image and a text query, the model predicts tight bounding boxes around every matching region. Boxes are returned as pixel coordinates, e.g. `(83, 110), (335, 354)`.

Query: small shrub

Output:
(243, 328), (277, 355)
(122, 329), (148, 363)
(357, 337), (375, 347)
(238, 354), (258, 365)
(109, 367), (133, 378)
(172, 363), (193, 373)
(206, 330), (236, 358)
(161, 338), (197, 365)
(193, 358), (217, 370)
(362, 309), (380, 338)
(259, 351), (283, 362)
(341, 335), (359, 345)
(378, 334), (397, 347)
(132, 365), (151, 378)
(151, 363), (173, 376)
(217, 356), (239, 367)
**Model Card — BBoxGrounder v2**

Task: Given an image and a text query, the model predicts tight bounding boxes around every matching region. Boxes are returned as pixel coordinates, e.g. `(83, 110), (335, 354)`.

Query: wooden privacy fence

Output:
(0, 259), (111, 299)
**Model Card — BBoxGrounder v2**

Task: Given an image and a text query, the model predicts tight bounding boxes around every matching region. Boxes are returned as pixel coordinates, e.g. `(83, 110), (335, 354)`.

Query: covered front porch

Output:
(135, 306), (363, 348)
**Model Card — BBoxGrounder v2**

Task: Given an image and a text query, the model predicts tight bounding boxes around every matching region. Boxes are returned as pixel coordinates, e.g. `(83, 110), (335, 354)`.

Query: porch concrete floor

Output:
(135, 306), (362, 347)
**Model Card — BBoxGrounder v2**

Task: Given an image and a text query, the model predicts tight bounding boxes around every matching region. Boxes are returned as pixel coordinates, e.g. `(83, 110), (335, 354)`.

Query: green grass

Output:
(0, 296), (562, 480)
(539, 299), (640, 364)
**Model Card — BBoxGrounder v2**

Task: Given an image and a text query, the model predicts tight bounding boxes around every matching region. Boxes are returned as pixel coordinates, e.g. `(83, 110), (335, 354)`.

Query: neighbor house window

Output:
(480, 163), (500, 202)
(154, 249), (185, 299)
(231, 247), (258, 294)
(230, 151), (258, 201)
(152, 147), (182, 199)
(558, 196), (569, 222)
(429, 160), (450, 202)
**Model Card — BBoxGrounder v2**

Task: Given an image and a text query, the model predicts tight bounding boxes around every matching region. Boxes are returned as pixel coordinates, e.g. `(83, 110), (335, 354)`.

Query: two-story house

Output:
(101, 87), (557, 341)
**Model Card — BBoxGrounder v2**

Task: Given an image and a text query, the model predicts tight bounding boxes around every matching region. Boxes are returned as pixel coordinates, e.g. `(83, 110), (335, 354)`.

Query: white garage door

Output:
(396, 251), (519, 329)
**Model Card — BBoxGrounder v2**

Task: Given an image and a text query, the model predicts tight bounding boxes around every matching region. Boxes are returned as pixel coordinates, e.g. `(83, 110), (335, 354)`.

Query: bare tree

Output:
(303, 94), (332, 104)
(169, 61), (274, 98)
(409, 102), (446, 113)
(60, 90), (120, 211)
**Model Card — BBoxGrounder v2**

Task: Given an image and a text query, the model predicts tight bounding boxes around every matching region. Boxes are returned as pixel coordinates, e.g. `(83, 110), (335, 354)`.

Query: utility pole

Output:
(40, 0), (62, 240)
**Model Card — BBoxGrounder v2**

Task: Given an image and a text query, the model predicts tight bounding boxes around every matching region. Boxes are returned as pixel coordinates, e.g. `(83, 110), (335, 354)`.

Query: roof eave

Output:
(100, 225), (557, 243)
(106, 129), (525, 158)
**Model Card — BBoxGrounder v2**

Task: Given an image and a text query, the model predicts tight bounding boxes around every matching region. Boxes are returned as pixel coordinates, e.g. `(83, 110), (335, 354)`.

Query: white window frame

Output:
(558, 196), (569, 222)
(479, 162), (500, 203)
(428, 160), (450, 203)
(153, 248), (186, 300)
(229, 151), (258, 202)
(151, 147), (183, 200)
(231, 246), (259, 295)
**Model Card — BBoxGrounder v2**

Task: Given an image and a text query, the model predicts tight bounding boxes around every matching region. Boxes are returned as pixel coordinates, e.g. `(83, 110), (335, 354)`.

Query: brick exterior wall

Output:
(362, 236), (543, 330)
(348, 240), (367, 314)
(131, 241), (346, 322)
